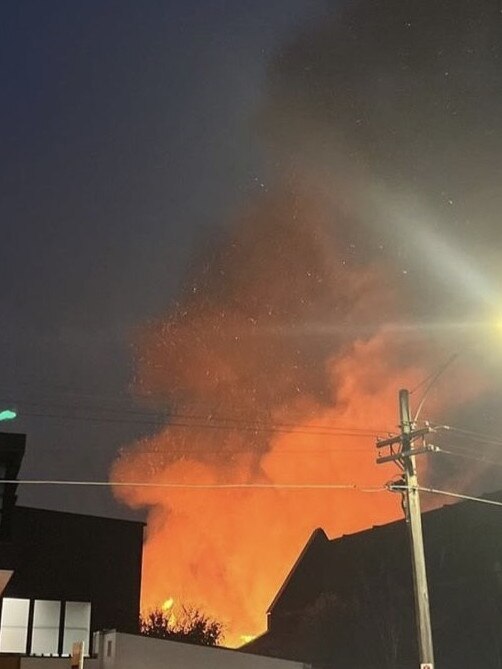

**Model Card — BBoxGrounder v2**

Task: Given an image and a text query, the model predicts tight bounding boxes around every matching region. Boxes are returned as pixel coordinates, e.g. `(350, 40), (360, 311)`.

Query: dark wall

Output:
(0, 432), (25, 543)
(0, 506), (143, 634)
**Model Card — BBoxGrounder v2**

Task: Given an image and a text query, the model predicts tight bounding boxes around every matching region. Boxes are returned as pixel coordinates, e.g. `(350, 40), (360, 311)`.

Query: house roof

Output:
(267, 528), (328, 614)
(263, 487), (502, 616)
(244, 488), (502, 666)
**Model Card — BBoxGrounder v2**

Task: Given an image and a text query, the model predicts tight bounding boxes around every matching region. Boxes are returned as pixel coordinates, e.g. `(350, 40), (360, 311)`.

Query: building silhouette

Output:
(0, 432), (143, 658)
(245, 492), (502, 668)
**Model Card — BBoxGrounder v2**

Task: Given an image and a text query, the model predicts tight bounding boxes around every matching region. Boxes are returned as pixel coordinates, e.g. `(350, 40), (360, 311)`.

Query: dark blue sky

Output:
(0, 0), (328, 515)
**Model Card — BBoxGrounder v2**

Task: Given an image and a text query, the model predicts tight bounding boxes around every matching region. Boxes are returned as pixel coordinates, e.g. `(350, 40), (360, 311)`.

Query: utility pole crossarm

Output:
(376, 426), (433, 449)
(376, 444), (438, 465)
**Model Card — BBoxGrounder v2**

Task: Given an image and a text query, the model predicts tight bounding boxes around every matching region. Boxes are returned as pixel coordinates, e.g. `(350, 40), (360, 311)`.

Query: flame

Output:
(162, 598), (174, 612)
(111, 188), (440, 646)
(240, 635), (256, 644)
(160, 598), (177, 626)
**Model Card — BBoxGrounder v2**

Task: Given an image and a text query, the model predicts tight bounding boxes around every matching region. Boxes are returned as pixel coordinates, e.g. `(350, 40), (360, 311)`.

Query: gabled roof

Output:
(266, 488), (502, 617)
(267, 528), (328, 614)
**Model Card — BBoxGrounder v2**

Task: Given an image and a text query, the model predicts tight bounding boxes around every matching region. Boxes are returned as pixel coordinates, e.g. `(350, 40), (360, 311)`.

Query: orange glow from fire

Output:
(111, 188), (438, 646)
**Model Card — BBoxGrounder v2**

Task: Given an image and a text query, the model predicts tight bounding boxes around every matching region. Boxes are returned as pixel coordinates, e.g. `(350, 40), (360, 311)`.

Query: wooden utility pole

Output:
(399, 389), (434, 668)
(376, 389), (435, 669)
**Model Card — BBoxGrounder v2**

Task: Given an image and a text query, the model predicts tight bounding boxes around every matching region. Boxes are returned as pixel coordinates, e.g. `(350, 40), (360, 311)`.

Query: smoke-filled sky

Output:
(3, 0), (502, 641)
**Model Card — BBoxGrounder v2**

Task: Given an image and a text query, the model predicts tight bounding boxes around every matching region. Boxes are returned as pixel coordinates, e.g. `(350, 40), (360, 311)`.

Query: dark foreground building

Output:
(0, 432), (144, 657)
(245, 492), (502, 669)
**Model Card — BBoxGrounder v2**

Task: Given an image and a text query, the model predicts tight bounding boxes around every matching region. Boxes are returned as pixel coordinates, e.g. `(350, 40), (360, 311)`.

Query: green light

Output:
(0, 410), (17, 422)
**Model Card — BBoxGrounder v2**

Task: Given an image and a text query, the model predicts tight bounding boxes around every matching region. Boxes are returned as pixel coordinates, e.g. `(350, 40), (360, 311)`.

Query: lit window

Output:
(62, 602), (91, 656)
(0, 598), (29, 653)
(31, 600), (61, 656)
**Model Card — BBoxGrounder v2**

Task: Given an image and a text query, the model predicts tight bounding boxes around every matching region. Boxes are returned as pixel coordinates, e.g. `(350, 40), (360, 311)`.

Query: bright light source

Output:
(0, 410), (17, 422)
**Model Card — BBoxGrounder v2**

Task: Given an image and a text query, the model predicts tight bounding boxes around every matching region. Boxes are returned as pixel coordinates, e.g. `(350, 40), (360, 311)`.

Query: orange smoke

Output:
(111, 187), (427, 645)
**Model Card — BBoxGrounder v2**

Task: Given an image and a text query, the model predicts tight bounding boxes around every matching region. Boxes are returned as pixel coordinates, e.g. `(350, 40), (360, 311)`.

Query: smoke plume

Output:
(111, 187), (429, 643)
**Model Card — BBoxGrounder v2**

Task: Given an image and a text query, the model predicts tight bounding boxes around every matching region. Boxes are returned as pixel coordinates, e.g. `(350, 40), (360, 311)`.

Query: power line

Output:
(436, 424), (502, 449)
(410, 352), (459, 396)
(412, 353), (459, 422)
(0, 479), (386, 491)
(0, 397), (393, 434)
(14, 410), (389, 439)
(15, 445), (376, 454)
(436, 446), (502, 469)
(7, 478), (502, 503)
(390, 484), (502, 508)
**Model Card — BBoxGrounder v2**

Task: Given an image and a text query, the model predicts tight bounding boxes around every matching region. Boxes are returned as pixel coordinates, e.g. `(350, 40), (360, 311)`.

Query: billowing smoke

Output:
(111, 188), (428, 643)
(111, 0), (500, 644)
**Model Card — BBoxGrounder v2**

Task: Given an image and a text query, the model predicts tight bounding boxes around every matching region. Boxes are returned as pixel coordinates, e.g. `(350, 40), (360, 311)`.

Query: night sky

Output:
(1, 0), (327, 515)
(2, 0), (502, 520)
